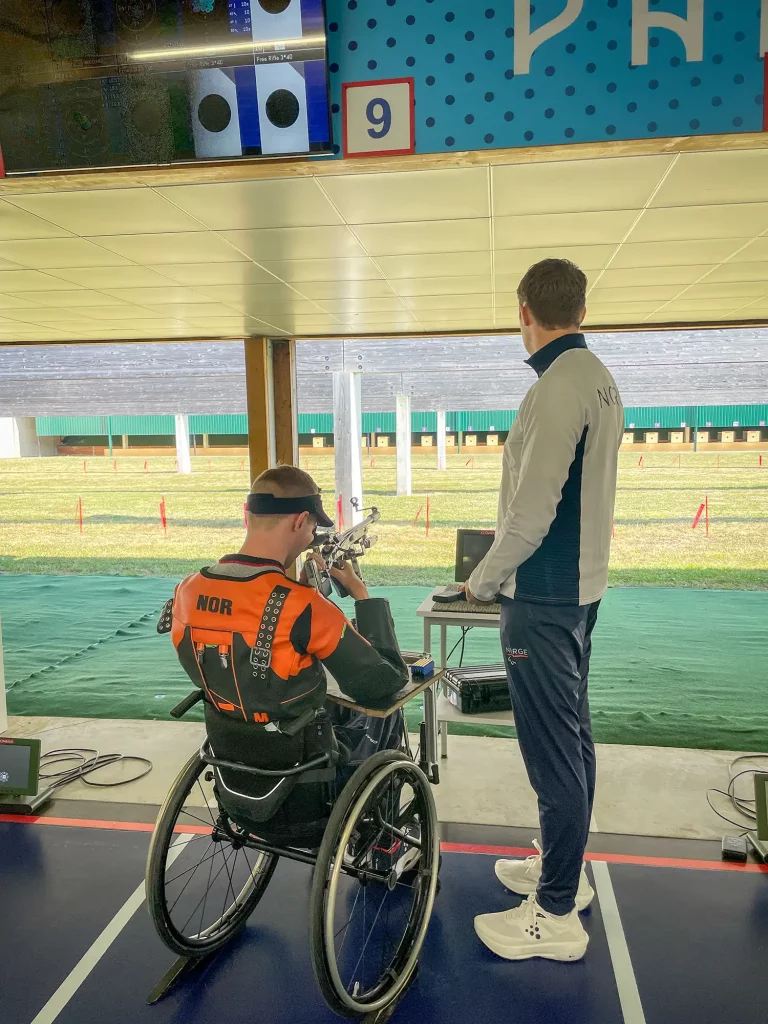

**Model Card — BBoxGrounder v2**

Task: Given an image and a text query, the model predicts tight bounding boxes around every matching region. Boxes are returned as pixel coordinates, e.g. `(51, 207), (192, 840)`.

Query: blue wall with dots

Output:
(323, 0), (765, 155)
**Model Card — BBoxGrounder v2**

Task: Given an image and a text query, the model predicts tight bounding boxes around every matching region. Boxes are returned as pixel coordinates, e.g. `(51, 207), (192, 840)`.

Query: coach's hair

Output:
(517, 258), (587, 331)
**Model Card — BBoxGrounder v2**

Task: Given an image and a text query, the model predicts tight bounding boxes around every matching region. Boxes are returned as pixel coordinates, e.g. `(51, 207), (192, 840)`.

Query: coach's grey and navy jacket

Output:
(468, 333), (623, 607)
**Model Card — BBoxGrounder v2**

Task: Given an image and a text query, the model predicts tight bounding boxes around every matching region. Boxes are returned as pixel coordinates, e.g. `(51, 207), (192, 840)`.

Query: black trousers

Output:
(500, 597), (601, 915)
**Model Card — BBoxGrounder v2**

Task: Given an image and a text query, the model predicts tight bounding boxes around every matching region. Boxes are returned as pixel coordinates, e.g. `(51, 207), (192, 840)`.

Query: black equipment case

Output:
(441, 665), (512, 715)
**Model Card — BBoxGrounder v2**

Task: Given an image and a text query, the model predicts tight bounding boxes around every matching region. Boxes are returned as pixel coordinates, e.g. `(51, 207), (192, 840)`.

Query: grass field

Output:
(0, 450), (767, 588)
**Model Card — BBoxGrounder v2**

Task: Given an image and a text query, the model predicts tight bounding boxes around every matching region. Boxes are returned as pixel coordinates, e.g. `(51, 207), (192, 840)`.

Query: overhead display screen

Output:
(0, 0), (332, 172)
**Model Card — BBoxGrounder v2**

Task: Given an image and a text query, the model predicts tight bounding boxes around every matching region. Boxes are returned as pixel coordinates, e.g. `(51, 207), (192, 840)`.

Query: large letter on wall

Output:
(631, 0), (703, 66)
(514, 0), (584, 75)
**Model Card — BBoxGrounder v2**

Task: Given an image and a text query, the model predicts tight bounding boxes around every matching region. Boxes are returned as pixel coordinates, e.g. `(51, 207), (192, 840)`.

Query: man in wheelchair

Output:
(164, 464), (417, 870)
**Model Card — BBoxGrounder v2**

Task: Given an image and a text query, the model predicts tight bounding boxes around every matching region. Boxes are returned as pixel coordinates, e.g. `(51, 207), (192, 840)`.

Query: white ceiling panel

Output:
(649, 150), (768, 208)
(221, 225), (364, 262)
(494, 245), (615, 274)
(609, 239), (747, 269)
(391, 275), (491, 296)
(0, 201), (73, 240)
(0, 144), (767, 344)
(629, 204), (768, 243)
(45, 266), (180, 288)
(147, 262), (278, 285)
(0, 238), (134, 269)
(0, 270), (85, 291)
(354, 219), (490, 257)
(496, 210), (638, 250)
(7, 189), (202, 236)
(158, 178), (343, 230)
(258, 258), (384, 282)
(376, 252), (492, 279)
(492, 155), (673, 217)
(321, 168), (489, 224)
(598, 265), (716, 288)
(92, 233), (246, 264)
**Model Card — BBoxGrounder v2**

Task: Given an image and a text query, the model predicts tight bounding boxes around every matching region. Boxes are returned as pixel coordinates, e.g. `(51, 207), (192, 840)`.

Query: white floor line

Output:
(590, 815), (647, 1024)
(29, 835), (187, 1024)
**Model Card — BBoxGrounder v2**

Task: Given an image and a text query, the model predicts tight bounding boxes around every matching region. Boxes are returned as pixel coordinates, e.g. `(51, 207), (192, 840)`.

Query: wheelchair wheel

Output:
(146, 752), (277, 957)
(309, 750), (439, 1018)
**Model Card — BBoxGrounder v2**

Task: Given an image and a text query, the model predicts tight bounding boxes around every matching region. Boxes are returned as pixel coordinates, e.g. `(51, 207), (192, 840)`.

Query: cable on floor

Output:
(39, 748), (153, 792)
(706, 754), (768, 832)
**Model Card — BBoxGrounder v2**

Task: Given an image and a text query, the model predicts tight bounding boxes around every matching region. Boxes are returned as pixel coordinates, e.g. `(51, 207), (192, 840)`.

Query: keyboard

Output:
(431, 586), (501, 615)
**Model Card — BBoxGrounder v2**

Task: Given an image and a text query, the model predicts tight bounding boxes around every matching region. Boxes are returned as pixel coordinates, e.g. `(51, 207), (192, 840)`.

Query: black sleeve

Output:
(318, 597), (409, 707)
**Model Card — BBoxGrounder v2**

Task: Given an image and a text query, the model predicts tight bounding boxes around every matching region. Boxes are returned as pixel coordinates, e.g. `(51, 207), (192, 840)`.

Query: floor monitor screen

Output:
(0, 0), (331, 172)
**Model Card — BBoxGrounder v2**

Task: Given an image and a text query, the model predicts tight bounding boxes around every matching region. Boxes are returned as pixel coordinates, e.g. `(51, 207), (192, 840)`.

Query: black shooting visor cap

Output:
(246, 492), (334, 528)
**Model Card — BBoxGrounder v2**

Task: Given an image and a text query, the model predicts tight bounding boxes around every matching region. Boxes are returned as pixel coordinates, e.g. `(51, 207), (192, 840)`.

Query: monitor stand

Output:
(0, 785), (55, 815)
(746, 831), (768, 864)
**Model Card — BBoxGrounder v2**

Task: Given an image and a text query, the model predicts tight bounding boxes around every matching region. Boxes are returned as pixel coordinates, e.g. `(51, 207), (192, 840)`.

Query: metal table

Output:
(325, 655), (445, 784)
(416, 590), (511, 760)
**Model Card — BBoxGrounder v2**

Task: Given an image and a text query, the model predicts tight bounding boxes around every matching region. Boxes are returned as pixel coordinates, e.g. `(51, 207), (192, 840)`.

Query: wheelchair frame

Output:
(145, 690), (441, 1021)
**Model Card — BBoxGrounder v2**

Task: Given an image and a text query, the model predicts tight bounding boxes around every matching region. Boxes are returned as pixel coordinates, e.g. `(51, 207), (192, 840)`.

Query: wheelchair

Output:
(145, 689), (441, 1020)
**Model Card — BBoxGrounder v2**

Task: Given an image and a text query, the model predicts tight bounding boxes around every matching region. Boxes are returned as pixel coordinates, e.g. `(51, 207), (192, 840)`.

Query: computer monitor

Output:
(0, 738), (41, 797)
(454, 529), (495, 583)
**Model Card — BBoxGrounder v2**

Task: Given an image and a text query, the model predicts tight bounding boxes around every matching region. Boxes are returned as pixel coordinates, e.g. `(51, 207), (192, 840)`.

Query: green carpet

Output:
(2, 575), (766, 752)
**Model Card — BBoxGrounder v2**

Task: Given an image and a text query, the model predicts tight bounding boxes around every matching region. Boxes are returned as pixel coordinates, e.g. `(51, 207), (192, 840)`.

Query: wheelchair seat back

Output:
(204, 705), (341, 846)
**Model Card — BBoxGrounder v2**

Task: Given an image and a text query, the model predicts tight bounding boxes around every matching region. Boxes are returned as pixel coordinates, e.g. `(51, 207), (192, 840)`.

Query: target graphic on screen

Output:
(190, 68), (243, 158)
(250, 0), (303, 42)
(60, 83), (111, 162)
(256, 62), (308, 155)
(115, 0), (157, 32)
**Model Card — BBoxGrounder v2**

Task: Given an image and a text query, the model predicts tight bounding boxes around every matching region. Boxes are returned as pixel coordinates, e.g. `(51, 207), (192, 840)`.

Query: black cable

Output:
(706, 754), (768, 831)
(39, 748), (153, 791)
(446, 626), (472, 665)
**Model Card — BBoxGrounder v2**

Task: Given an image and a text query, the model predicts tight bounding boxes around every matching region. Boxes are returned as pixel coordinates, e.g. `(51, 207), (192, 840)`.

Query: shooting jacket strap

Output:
(250, 584), (292, 681)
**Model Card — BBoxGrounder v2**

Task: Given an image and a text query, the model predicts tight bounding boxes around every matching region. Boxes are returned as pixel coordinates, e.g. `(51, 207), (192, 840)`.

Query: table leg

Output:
(440, 721), (448, 759)
(423, 619), (431, 656)
(422, 680), (439, 785)
(440, 625), (447, 669)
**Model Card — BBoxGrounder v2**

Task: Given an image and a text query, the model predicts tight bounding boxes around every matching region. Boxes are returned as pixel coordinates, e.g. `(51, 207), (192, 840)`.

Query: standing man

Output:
(467, 259), (623, 962)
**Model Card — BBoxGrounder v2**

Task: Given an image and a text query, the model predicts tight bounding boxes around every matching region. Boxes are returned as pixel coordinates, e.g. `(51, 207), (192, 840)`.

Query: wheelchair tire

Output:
(146, 752), (278, 957)
(309, 750), (439, 1018)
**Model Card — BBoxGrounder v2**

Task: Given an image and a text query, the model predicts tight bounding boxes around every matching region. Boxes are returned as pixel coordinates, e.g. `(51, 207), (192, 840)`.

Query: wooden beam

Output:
(243, 337), (273, 485)
(2, 130), (768, 195)
(272, 338), (298, 468)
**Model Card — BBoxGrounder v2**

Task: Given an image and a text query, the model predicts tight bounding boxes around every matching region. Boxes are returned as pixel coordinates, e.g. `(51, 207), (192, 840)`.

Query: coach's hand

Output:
(458, 583), (492, 604)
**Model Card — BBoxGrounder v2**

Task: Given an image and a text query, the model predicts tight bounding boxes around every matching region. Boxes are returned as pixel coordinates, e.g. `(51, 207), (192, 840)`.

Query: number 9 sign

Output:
(342, 77), (415, 158)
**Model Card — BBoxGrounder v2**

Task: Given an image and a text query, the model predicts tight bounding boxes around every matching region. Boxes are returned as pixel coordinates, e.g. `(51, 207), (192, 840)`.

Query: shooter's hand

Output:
(300, 551), (326, 586)
(329, 559), (369, 601)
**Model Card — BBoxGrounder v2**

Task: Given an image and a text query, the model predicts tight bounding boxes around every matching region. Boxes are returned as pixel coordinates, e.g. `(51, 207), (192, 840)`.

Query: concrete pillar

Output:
(436, 409), (447, 471)
(333, 371), (363, 526)
(0, 417), (49, 458)
(396, 393), (412, 496)
(175, 414), (192, 474)
(121, 434), (129, 450)
(202, 433), (210, 449)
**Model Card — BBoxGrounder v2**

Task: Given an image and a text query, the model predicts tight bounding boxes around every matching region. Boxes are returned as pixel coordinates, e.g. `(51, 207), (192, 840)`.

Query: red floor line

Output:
(2, 815), (766, 874)
(442, 842), (768, 874)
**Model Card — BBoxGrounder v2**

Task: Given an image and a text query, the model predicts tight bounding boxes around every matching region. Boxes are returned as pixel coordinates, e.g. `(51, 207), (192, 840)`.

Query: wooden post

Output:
(244, 338), (275, 485)
(272, 338), (298, 469)
(244, 337), (298, 578)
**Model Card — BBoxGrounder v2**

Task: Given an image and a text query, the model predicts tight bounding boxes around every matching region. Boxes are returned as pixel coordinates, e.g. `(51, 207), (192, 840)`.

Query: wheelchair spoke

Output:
(221, 848), (239, 927)
(165, 847), (223, 886)
(178, 844), (236, 937)
(198, 840), (219, 939)
(175, 808), (217, 830)
(195, 778), (217, 824)
(167, 840), (214, 916)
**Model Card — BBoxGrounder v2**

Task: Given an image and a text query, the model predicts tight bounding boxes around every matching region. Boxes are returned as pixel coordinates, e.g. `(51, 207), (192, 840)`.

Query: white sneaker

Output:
(495, 839), (595, 912)
(474, 894), (589, 962)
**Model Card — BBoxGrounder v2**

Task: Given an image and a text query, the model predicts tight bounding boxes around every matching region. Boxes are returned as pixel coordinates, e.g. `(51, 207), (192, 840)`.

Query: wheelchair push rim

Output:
(146, 752), (277, 957)
(310, 752), (440, 1017)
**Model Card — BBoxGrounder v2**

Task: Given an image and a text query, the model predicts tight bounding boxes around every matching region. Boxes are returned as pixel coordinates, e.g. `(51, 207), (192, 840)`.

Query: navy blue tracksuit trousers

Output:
(500, 596), (600, 916)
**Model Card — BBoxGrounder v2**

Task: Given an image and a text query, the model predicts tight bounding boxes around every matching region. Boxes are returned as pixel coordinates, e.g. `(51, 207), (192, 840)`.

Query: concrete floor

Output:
(4, 714), (755, 841)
